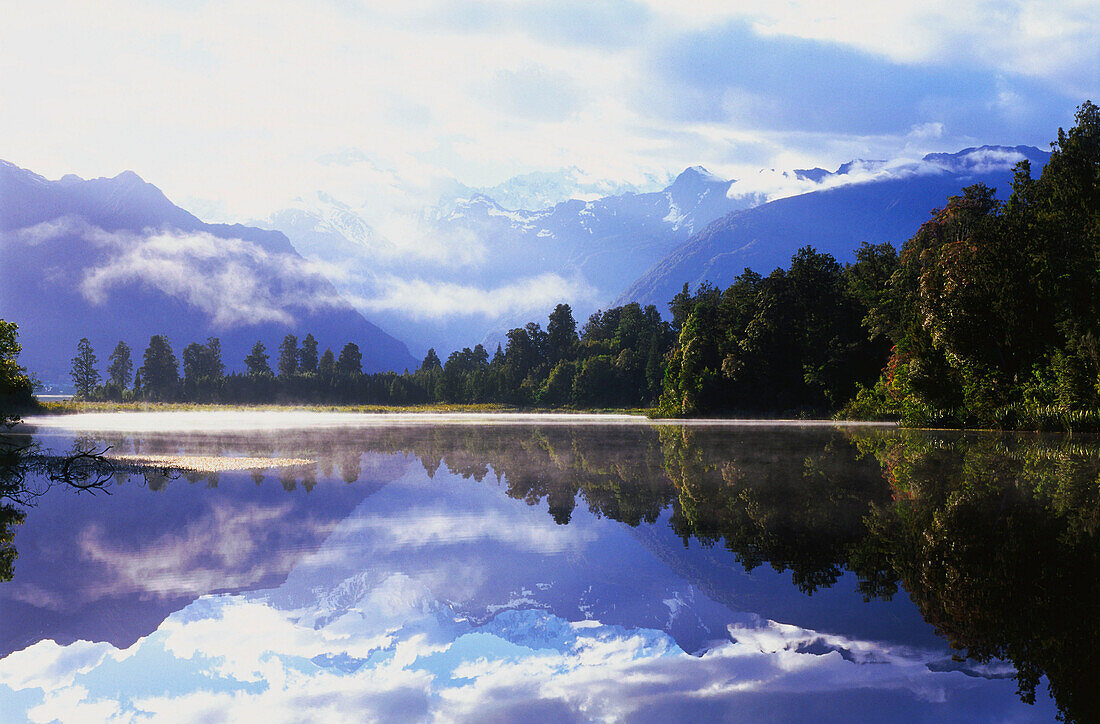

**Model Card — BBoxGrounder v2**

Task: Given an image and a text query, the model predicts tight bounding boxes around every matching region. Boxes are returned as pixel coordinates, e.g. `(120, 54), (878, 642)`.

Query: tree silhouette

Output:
(107, 341), (133, 390)
(336, 343), (362, 376)
(139, 335), (179, 401)
(70, 338), (100, 399)
(299, 333), (319, 375)
(0, 321), (34, 425)
(278, 334), (299, 377)
(244, 340), (272, 377)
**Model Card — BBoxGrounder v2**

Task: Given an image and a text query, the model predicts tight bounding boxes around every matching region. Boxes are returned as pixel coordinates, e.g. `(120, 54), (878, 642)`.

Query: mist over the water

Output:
(21, 410), (897, 433)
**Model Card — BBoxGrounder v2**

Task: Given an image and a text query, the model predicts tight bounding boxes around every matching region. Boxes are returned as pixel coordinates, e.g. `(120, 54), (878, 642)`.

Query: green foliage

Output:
(277, 334), (299, 378)
(138, 335), (179, 401)
(336, 343), (362, 376)
(299, 334), (319, 375)
(848, 429), (1100, 721)
(182, 338), (224, 402)
(70, 338), (100, 399)
(107, 341), (134, 392)
(244, 340), (272, 378)
(546, 303), (578, 365)
(0, 320), (35, 426)
(849, 101), (1100, 429)
(658, 248), (892, 417)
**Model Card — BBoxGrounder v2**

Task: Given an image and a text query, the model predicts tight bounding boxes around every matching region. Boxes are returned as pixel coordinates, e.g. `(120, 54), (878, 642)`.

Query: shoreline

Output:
(19, 407), (899, 433)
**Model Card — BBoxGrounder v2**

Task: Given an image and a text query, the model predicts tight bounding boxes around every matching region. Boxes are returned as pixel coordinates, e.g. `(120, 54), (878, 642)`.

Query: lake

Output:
(1, 411), (1092, 722)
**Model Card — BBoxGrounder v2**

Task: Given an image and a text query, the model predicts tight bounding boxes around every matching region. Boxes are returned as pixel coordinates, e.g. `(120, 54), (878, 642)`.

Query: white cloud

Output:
(725, 145), (1034, 204)
(639, 0), (1099, 97)
(330, 507), (598, 554)
(3, 216), (86, 246)
(31, 225), (357, 328)
(1, 0), (1087, 235)
(0, 639), (114, 692)
(0, 596), (1032, 722)
(77, 501), (338, 600)
(358, 273), (596, 320)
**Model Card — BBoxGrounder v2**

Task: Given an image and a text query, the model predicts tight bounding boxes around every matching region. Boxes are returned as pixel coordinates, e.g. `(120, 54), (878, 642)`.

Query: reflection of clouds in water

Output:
(0, 591), (1035, 722)
(0, 639), (113, 692)
(77, 502), (340, 600)
(324, 507), (598, 554)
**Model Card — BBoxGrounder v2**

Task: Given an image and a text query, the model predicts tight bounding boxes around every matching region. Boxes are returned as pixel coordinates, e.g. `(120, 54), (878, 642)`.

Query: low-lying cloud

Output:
(359, 273), (596, 321)
(729, 145), (1036, 204)
(6, 218), (357, 329)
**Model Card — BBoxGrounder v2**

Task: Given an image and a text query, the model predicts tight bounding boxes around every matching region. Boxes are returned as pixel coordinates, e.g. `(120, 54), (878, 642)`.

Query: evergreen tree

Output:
(336, 343), (362, 375)
(278, 334), (299, 377)
(107, 341), (133, 390)
(70, 338), (100, 399)
(182, 337), (224, 400)
(139, 335), (179, 401)
(244, 341), (272, 377)
(319, 348), (336, 381)
(546, 304), (578, 365)
(299, 333), (319, 374)
(420, 348), (442, 372)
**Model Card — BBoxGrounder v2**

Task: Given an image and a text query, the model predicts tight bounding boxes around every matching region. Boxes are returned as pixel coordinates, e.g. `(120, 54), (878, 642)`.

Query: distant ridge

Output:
(0, 161), (416, 384)
(616, 145), (1051, 310)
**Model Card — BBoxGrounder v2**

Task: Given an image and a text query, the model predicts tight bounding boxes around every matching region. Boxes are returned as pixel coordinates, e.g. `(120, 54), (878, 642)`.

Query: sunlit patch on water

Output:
(20, 410), (897, 433)
(107, 453), (315, 472)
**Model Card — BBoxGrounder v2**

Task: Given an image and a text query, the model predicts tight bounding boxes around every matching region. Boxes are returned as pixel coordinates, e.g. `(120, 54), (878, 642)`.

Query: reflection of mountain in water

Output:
(327, 423), (1097, 722)
(2, 420), (1094, 721)
(0, 427), (405, 657)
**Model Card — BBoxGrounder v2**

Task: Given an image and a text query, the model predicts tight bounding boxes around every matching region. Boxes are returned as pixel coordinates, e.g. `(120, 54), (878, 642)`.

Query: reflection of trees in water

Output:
(360, 424), (1096, 722)
(849, 430), (1100, 723)
(349, 425), (676, 526)
(3, 422), (1095, 720)
(658, 427), (891, 594)
(0, 431), (159, 582)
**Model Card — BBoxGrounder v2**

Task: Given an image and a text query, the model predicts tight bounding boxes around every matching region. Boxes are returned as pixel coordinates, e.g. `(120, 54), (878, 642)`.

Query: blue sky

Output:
(1, 0), (1095, 219)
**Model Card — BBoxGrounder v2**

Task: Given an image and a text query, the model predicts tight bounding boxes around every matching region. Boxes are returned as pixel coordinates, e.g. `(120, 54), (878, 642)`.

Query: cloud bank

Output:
(358, 273), (596, 321)
(1, 0), (1092, 226)
(728, 145), (1037, 204)
(4, 218), (356, 329)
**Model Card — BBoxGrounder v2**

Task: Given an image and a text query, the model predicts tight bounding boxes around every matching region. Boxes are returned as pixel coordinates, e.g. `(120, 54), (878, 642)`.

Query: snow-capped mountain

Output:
(262, 166), (752, 355)
(261, 145), (1053, 356)
(618, 145), (1051, 311)
(466, 166), (666, 211)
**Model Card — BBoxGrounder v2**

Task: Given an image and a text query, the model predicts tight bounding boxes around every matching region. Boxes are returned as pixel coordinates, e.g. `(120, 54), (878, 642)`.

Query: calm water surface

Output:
(1, 412), (1093, 722)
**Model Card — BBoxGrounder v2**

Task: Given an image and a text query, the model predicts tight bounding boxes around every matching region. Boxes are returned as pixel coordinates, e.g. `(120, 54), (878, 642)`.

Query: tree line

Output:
(660, 100), (1100, 426)
(843, 100), (1100, 428)
(68, 301), (673, 408)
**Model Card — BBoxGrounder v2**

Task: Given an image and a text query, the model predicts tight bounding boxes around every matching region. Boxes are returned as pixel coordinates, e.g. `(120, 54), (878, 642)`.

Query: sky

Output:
(1, 0), (1096, 222)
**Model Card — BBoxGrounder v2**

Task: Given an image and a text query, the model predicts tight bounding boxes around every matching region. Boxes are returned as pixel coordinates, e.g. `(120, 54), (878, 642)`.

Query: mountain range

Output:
(265, 145), (1048, 355)
(261, 166), (756, 354)
(618, 146), (1050, 308)
(1, 144), (1050, 385)
(0, 161), (416, 385)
